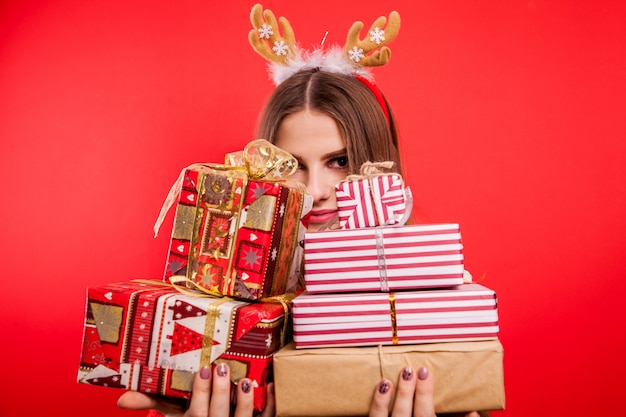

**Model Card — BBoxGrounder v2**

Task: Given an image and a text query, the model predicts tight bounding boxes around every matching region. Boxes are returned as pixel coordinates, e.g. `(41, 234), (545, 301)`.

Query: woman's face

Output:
(274, 109), (349, 232)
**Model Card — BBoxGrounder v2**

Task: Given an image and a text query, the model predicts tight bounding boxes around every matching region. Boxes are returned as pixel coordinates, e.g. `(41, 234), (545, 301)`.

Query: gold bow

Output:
(225, 138), (298, 180)
(153, 139), (299, 237)
(345, 160), (395, 180)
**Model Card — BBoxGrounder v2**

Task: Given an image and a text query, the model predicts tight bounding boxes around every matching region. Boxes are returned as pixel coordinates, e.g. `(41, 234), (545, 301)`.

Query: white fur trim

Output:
(268, 46), (373, 85)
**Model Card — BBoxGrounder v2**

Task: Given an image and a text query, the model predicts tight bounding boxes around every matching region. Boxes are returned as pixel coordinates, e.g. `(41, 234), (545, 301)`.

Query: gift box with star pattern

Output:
(162, 163), (311, 301)
(77, 280), (291, 411)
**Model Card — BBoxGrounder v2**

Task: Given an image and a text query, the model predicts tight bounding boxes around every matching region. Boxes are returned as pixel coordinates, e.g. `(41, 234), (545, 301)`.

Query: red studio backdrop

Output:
(1, 1), (625, 415)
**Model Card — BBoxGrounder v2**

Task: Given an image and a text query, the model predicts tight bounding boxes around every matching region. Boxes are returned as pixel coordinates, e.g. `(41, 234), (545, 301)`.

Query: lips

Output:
(308, 209), (339, 230)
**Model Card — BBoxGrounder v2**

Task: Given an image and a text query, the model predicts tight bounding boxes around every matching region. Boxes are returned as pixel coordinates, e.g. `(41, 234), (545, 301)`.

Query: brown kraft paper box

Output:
(273, 340), (505, 416)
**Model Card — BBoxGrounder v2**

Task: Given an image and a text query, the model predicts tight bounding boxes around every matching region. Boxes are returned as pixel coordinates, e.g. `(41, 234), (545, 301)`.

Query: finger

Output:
(259, 382), (276, 417)
(391, 367), (417, 417)
(209, 363), (233, 417)
(233, 378), (255, 417)
(186, 365), (213, 417)
(117, 391), (158, 410)
(413, 367), (435, 417)
(118, 391), (188, 416)
(369, 379), (393, 417)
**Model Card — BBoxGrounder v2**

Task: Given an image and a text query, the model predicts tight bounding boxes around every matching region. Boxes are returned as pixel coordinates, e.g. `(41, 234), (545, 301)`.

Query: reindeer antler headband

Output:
(248, 4), (400, 85)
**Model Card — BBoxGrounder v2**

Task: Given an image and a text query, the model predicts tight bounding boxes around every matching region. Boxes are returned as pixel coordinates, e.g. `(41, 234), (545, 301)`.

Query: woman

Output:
(118, 67), (479, 417)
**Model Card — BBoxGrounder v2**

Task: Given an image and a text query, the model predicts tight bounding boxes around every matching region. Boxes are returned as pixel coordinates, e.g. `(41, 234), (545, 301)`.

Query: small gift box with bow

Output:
(292, 283), (499, 349)
(77, 279), (292, 411)
(335, 161), (409, 229)
(303, 223), (466, 293)
(154, 139), (312, 301)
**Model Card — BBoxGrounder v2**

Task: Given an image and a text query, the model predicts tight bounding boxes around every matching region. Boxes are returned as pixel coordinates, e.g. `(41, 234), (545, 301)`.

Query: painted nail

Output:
(379, 381), (391, 394)
(241, 380), (252, 393)
(217, 363), (228, 377)
(402, 366), (414, 381)
(199, 366), (211, 380)
(418, 367), (429, 381)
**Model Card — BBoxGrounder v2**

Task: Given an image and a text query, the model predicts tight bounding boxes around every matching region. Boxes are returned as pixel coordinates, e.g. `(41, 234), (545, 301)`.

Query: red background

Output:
(1, 1), (625, 415)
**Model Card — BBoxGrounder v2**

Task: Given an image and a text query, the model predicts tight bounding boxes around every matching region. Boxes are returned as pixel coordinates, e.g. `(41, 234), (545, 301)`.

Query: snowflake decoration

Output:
(271, 247), (278, 261)
(369, 27), (385, 44)
(265, 334), (273, 348)
(273, 40), (289, 56)
(348, 46), (365, 63)
(258, 24), (273, 39)
(279, 203), (285, 217)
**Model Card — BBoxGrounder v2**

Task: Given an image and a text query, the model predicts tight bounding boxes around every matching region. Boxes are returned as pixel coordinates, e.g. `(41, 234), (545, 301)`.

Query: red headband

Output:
(354, 75), (391, 127)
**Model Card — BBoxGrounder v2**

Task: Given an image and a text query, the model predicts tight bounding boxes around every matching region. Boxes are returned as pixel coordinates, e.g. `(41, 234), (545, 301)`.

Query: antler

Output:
(344, 11), (401, 67)
(248, 3), (296, 65)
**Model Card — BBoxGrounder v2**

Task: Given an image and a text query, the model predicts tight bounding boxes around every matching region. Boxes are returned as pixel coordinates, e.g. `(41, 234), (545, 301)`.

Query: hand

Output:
(117, 363), (276, 417)
(368, 366), (482, 417)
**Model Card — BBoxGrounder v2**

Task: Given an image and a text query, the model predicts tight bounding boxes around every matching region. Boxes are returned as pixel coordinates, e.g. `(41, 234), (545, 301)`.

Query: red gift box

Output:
(155, 141), (312, 301)
(303, 223), (465, 293)
(335, 164), (408, 229)
(77, 280), (291, 411)
(292, 283), (498, 349)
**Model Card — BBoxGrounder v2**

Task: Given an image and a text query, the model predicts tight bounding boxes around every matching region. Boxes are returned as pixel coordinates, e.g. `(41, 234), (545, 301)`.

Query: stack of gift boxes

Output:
(77, 140), (313, 412)
(77, 141), (504, 414)
(272, 166), (506, 415)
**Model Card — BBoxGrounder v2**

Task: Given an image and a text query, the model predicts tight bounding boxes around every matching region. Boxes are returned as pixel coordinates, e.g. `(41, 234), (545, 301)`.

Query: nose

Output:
(305, 167), (333, 204)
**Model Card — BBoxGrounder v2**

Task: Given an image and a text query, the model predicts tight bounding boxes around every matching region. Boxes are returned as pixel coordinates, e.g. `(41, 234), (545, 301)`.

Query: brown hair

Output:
(256, 69), (402, 175)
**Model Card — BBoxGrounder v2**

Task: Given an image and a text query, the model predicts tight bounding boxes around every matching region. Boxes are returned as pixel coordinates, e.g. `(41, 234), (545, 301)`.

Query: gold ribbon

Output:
(389, 292), (398, 345)
(345, 160), (395, 181)
(260, 293), (297, 348)
(153, 139), (299, 238)
(201, 296), (232, 367)
(167, 275), (224, 297)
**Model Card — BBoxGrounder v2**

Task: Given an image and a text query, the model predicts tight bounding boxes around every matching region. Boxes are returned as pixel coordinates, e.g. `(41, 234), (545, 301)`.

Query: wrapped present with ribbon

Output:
(77, 279), (293, 411)
(335, 161), (410, 229)
(292, 283), (498, 349)
(303, 223), (466, 293)
(154, 139), (312, 301)
(273, 338), (505, 416)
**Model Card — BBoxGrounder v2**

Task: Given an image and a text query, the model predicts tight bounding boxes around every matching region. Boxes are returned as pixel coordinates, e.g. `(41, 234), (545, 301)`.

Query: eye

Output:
(329, 155), (348, 169)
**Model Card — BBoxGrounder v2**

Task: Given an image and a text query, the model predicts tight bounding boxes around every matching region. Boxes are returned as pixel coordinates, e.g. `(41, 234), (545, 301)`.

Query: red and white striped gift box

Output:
(304, 223), (465, 293)
(292, 283), (499, 349)
(336, 173), (407, 229)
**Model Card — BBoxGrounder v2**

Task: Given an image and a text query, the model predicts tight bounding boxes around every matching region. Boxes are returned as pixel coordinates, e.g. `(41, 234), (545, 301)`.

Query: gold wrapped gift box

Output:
(273, 340), (505, 416)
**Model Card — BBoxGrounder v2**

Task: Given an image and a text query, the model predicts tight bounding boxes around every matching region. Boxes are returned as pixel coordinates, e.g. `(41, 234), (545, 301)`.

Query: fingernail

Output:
(379, 381), (391, 394)
(402, 366), (414, 381)
(199, 366), (211, 380)
(241, 379), (252, 393)
(418, 367), (429, 381)
(217, 363), (228, 377)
